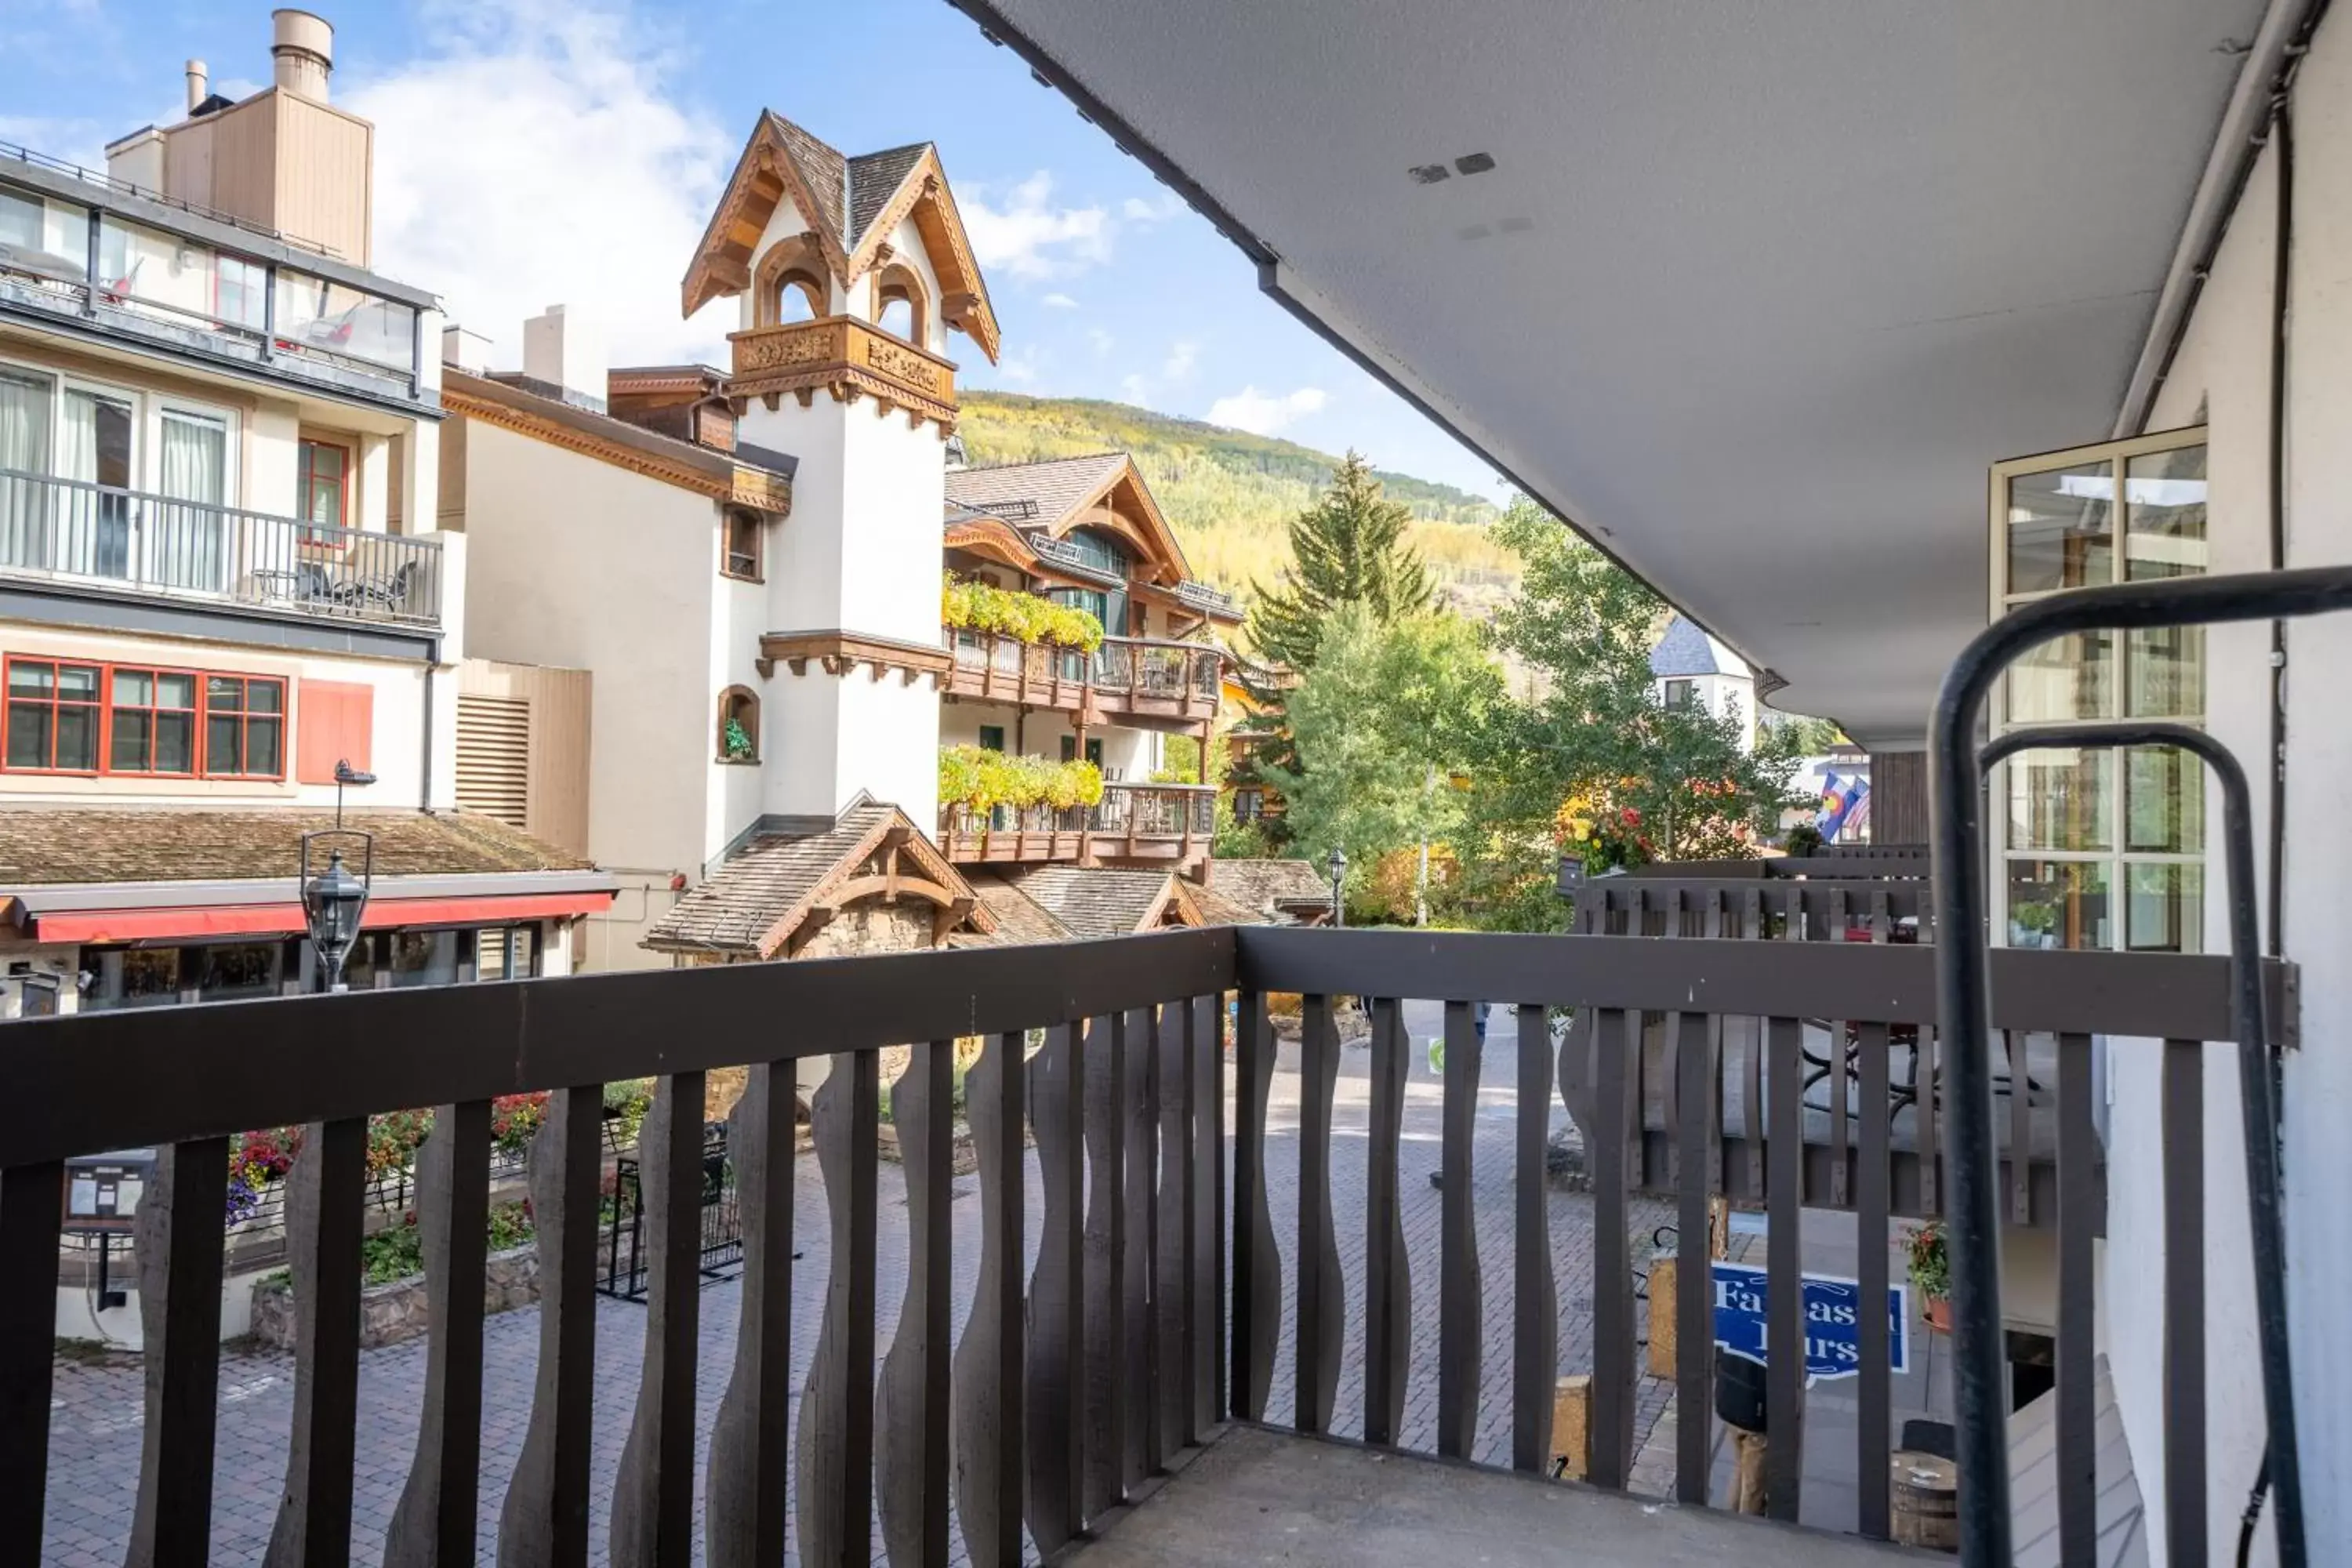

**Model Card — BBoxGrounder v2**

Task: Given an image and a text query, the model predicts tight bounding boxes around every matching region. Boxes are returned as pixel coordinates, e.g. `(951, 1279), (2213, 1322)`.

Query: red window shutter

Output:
(296, 680), (374, 785)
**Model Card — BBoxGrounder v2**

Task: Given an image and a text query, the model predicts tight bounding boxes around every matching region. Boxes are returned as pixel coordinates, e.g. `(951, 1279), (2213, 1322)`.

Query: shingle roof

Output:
(0, 808), (590, 887)
(642, 804), (987, 958)
(953, 874), (1076, 947)
(768, 112), (848, 251)
(945, 453), (1130, 530)
(1177, 880), (1266, 927)
(997, 865), (1176, 939)
(1205, 858), (1329, 917)
(848, 143), (932, 248)
(1650, 614), (1726, 677)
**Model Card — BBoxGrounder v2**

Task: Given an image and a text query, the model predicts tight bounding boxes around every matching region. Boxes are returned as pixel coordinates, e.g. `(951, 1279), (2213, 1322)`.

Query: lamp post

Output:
(300, 833), (372, 992)
(1327, 845), (1347, 929)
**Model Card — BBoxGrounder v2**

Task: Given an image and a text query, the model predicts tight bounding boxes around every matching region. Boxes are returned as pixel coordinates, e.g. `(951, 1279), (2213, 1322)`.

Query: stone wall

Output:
(797, 900), (936, 958)
(249, 1242), (541, 1352)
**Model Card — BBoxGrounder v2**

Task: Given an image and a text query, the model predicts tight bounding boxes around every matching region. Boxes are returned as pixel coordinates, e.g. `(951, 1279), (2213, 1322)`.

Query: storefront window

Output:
(390, 930), (459, 988)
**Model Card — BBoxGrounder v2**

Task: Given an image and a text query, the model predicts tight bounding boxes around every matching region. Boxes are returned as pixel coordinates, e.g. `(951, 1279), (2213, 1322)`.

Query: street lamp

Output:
(1327, 845), (1348, 929)
(300, 832), (372, 992)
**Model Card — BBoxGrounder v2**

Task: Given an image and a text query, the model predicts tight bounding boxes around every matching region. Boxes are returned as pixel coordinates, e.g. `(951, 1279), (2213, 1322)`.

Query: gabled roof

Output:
(1205, 858), (1330, 919)
(944, 453), (1194, 585)
(1650, 615), (1734, 679)
(995, 866), (1188, 940)
(642, 802), (992, 959)
(682, 112), (1002, 361)
(0, 807), (592, 887)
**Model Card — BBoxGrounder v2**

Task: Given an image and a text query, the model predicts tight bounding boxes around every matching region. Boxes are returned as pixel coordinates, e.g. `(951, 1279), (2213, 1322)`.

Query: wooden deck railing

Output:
(0, 927), (2281, 1563)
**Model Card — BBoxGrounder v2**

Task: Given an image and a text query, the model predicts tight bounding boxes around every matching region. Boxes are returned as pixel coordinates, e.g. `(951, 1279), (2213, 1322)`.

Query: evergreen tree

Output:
(1244, 451), (1432, 673)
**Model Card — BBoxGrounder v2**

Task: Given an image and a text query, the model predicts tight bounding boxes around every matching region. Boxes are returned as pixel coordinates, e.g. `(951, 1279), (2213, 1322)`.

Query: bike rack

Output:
(1929, 567), (2352, 1566)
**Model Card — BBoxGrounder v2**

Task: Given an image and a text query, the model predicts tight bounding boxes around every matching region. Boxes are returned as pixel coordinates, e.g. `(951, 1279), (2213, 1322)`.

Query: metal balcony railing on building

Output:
(943, 627), (1222, 721)
(938, 781), (1218, 868)
(0, 469), (443, 628)
(0, 923), (2282, 1564)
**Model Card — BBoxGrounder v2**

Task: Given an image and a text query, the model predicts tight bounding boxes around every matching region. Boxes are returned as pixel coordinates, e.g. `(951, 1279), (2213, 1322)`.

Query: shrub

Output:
(937, 746), (1105, 814)
(942, 574), (1105, 652)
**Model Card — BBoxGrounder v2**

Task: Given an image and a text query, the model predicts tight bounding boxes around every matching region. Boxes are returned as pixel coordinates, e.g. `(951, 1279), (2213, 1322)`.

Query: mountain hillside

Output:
(956, 392), (1519, 623)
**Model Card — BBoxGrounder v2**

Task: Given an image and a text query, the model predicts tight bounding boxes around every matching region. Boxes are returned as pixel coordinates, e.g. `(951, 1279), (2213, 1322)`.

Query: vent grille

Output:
(456, 694), (530, 829)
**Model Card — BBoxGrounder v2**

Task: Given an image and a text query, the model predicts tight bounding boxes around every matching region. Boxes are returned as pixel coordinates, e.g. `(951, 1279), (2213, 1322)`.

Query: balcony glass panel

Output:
(2007, 460), (2113, 593)
(2004, 630), (2113, 724)
(0, 186), (89, 293)
(2005, 858), (2112, 949)
(274, 270), (417, 373)
(2125, 862), (2203, 955)
(2005, 746), (2111, 852)
(96, 215), (267, 336)
(2124, 443), (2208, 580)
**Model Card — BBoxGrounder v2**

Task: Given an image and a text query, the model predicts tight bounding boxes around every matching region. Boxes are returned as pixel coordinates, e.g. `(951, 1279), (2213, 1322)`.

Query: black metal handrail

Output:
(1931, 569), (2352, 1566)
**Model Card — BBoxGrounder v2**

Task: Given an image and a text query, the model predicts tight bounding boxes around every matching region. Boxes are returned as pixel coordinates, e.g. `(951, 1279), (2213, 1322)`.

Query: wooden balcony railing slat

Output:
(615, 1073), (710, 1567)
(2056, 1033), (2098, 1567)
(1124, 1007), (1161, 1483)
(2163, 1038), (2208, 1568)
(1587, 1009), (1633, 1490)
(498, 1087), (601, 1566)
(877, 1043), (953, 1568)
(0, 1160), (63, 1565)
(1025, 1023), (1083, 1555)
(267, 1114), (367, 1568)
(1512, 1001), (1558, 1475)
(1230, 992), (1279, 1423)
(1294, 994), (1343, 1436)
(952, 1031), (1025, 1568)
(128, 1135), (229, 1568)
(1081, 1013), (1128, 1519)
(1764, 1015), (1806, 1523)
(1855, 1025), (1893, 1540)
(1673, 1011), (1716, 1506)
(797, 1056), (877, 1568)
(1192, 995), (1225, 1439)
(1437, 1000), (1483, 1461)
(385, 1098), (490, 1568)
(707, 1064), (794, 1567)
(1363, 996), (1410, 1447)
(1155, 1002), (1193, 1457)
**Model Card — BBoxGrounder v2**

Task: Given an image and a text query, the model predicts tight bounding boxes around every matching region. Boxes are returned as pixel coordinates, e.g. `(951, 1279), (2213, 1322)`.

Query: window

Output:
(1058, 735), (1103, 766)
(875, 263), (928, 345)
(4, 659), (101, 771)
(108, 667), (198, 775)
(1234, 787), (1265, 822)
(722, 508), (762, 579)
(718, 687), (760, 762)
(978, 725), (1006, 753)
(203, 674), (285, 778)
(297, 437), (350, 539)
(1663, 678), (1697, 710)
(391, 931), (458, 988)
(1062, 529), (1131, 578)
(1991, 429), (2207, 952)
(477, 925), (543, 982)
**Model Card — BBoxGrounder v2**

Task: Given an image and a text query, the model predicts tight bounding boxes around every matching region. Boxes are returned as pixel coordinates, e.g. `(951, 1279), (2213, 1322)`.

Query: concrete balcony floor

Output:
(1067, 1422), (1927, 1567)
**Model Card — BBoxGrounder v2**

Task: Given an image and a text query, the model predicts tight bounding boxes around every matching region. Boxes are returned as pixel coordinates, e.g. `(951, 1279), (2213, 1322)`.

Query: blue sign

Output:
(1710, 1261), (1909, 1381)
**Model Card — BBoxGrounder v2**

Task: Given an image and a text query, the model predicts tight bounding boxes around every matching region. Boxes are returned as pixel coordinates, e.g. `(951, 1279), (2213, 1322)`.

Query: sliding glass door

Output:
(54, 388), (134, 579)
(151, 408), (227, 593)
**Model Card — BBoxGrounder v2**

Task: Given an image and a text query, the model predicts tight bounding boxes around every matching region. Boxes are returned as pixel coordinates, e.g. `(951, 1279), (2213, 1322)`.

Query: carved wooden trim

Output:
(726, 316), (959, 430)
(757, 629), (953, 684)
(445, 382), (750, 503)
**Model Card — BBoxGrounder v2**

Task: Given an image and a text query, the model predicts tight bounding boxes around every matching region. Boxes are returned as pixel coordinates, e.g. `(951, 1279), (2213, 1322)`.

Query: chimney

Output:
(270, 9), (334, 102)
(522, 306), (610, 415)
(441, 325), (493, 377)
(185, 60), (209, 112)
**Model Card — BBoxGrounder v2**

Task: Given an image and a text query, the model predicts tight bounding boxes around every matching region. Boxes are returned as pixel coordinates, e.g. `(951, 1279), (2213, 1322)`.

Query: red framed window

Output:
(108, 667), (200, 775)
(297, 438), (351, 543)
(3, 658), (102, 772)
(204, 674), (285, 778)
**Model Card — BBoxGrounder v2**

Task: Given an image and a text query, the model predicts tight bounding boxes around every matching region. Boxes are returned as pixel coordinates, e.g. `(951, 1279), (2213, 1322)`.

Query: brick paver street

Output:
(44, 1002), (1678, 1564)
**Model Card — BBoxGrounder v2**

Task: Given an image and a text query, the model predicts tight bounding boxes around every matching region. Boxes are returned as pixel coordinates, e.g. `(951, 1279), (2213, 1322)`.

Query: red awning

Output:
(29, 891), (614, 946)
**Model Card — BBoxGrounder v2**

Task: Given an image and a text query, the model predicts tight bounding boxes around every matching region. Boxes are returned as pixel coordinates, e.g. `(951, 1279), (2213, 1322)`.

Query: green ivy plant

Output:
(938, 745), (1106, 814)
(942, 574), (1105, 652)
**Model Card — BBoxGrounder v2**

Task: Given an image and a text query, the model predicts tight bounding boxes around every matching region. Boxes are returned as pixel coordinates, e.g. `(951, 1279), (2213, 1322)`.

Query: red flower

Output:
(1619, 807), (1642, 827)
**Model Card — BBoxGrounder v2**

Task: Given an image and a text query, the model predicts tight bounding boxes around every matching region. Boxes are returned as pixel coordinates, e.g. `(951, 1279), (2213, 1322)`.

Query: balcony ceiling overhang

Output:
(954, 0), (2275, 743)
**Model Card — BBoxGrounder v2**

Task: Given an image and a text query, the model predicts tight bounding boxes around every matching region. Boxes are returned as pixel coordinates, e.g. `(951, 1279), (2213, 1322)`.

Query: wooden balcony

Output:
(943, 628), (1223, 730)
(0, 928), (2274, 1563)
(724, 315), (958, 428)
(938, 781), (1217, 871)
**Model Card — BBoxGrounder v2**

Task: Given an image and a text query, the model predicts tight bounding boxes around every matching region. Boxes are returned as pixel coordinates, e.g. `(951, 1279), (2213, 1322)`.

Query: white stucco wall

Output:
(2118, 20), (2352, 1561)
(458, 420), (715, 877)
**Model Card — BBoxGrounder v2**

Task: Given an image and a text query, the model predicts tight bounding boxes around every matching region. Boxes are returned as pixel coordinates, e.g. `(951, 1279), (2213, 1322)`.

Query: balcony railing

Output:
(0, 165), (424, 401)
(938, 781), (1218, 866)
(945, 626), (1222, 720)
(0, 927), (2277, 1563)
(725, 315), (959, 426)
(1174, 577), (1242, 618)
(0, 468), (443, 628)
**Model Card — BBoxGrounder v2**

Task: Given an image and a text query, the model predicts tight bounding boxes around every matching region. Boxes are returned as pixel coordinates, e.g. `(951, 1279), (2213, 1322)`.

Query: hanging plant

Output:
(942, 574), (1105, 652)
(938, 745), (1105, 813)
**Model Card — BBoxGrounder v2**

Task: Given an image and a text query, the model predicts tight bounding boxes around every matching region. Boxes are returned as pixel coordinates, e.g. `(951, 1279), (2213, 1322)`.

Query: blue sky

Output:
(0, 0), (1507, 495)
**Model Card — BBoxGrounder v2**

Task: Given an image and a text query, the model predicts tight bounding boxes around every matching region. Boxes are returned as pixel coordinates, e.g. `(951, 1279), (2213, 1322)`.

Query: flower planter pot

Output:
(1923, 1294), (1952, 1335)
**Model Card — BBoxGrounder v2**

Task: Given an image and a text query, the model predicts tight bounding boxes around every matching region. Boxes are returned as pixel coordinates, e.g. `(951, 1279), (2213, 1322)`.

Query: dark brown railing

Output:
(944, 626), (1221, 719)
(0, 469), (442, 628)
(938, 782), (1216, 865)
(0, 927), (2278, 1563)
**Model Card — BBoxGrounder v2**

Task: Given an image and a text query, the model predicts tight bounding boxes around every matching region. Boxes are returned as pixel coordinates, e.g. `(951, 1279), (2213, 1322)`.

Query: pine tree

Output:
(1244, 451), (1432, 673)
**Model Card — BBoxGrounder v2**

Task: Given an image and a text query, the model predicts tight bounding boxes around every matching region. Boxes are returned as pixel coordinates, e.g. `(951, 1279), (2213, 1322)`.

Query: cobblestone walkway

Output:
(43, 1004), (1678, 1565)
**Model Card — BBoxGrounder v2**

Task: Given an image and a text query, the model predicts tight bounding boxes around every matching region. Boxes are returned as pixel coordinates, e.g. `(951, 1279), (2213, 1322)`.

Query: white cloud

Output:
(996, 348), (1040, 385)
(1207, 386), (1330, 437)
(1040, 292), (1080, 310)
(1087, 327), (1116, 358)
(344, 0), (735, 368)
(960, 171), (1110, 281)
(1121, 192), (1185, 224)
(1120, 373), (1151, 405)
(1162, 339), (1198, 383)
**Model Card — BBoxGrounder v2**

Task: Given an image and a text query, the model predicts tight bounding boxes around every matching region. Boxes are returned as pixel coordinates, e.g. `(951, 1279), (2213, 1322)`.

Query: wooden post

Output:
(1646, 1257), (1677, 1379)
(1552, 1375), (1590, 1480)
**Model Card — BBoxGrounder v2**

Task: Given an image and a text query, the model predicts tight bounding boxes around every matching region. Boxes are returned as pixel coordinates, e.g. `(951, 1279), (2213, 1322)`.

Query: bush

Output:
(942, 575), (1105, 652)
(938, 746), (1105, 813)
